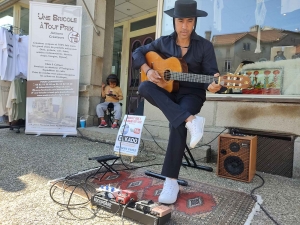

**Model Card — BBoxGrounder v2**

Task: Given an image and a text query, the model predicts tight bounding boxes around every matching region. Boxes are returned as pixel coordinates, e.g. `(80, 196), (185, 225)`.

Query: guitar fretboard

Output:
(168, 72), (218, 84)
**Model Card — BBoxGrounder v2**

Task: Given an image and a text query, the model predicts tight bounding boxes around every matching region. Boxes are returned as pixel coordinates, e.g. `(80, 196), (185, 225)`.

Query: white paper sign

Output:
(25, 2), (82, 136)
(114, 115), (146, 156)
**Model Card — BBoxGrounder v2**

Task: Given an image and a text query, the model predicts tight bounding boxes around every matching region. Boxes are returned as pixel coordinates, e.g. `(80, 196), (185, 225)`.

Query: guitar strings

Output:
(154, 67), (248, 87)
(165, 71), (216, 83)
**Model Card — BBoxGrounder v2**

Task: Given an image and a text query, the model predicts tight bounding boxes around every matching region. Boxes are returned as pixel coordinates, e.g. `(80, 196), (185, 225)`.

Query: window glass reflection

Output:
(162, 0), (300, 96)
(20, 7), (29, 35)
(112, 26), (123, 79)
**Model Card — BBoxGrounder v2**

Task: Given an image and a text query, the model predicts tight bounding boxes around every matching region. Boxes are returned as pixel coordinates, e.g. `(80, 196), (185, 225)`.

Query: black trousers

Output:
(138, 81), (204, 178)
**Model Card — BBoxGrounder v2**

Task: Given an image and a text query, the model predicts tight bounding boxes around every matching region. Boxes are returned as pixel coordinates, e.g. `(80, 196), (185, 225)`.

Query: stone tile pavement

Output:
(0, 127), (299, 225)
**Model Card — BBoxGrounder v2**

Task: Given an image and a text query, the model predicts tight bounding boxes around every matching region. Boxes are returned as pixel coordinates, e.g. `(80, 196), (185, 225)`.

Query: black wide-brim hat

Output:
(164, 0), (208, 18)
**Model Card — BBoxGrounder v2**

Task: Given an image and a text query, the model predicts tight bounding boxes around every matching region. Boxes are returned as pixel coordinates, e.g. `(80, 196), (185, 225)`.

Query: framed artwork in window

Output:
(241, 68), (283, 95)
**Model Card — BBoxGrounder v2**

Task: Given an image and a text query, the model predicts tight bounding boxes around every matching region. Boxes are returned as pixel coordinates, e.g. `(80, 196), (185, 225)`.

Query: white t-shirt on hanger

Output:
(2, 30), (19, 81)
(15, 35), (29, 79)
(0, 27), (8, 79)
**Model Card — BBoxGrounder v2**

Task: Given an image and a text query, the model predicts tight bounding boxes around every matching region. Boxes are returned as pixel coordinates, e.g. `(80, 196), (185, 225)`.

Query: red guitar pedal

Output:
(116, 190), (138, 204)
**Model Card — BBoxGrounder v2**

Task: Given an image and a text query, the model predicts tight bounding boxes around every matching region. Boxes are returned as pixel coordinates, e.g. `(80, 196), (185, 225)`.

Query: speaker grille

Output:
(228, 128), (294, 178)
(224, 156), (244, 175)
(256, 136), (293, 178)
(218, 137), (252, 181)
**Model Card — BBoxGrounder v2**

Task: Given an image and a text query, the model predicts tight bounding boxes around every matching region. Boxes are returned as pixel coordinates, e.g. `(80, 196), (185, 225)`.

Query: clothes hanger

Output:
(9, 25), (13, 34)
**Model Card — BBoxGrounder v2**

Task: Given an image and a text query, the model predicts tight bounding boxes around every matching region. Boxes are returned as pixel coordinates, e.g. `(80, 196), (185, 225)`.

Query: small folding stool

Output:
(86, 155), (120, 182)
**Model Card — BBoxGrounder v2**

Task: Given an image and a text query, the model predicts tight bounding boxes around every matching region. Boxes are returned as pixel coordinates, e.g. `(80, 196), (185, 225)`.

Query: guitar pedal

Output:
(150, 205), (172, 217)
(115, 190), (138, 205)
(96, 185), (120, 199)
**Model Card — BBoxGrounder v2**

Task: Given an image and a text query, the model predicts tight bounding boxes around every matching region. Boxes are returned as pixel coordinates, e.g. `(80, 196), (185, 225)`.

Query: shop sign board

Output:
(114, 115), (146, 156)
(25, 2), (82, 135)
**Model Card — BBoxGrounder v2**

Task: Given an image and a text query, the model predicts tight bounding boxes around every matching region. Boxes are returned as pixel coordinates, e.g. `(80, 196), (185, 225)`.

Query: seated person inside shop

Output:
(96, 74), (123, 129)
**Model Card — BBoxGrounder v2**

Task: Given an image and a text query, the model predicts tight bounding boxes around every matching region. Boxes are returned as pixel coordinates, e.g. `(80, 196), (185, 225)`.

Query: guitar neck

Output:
(170, 72), (217, 84)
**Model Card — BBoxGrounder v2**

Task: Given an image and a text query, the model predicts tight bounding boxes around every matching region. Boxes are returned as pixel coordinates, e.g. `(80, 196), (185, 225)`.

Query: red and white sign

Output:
(114, 115), (146, 156)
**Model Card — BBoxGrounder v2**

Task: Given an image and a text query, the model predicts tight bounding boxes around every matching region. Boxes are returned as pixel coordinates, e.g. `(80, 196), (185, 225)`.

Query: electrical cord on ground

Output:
(112, 163), (164, 171)
(50, 175), (121, 221)
(142, 124), (166, 152)
(190, 128), (227, 162)
(192, 128), (227, 151)
(75, 76), (227, 179)
(121, 199), (135, 225)
(75, 122), (225, 173)
(76, 128), (115, 146)
(115, 127), (227, 169)
(116, 114), (137, 171)
(50, 179), (96, 220)
(129, 154), (157, 163)
(50, 179), (91, 207)
(251, 173), (280, 225)
(115, 73), (161, 170)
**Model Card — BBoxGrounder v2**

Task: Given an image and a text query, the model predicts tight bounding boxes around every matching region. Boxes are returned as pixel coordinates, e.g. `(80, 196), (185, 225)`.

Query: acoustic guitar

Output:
(140, 51), (250, 93)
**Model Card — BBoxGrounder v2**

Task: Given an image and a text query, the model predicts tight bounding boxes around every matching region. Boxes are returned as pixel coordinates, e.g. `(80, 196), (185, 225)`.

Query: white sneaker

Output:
(185, 116), (205, 148)
(158, 178), (179, 204)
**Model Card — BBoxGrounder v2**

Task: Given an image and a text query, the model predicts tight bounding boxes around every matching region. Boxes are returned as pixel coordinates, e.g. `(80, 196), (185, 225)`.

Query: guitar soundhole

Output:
(164, 70), (171, 81)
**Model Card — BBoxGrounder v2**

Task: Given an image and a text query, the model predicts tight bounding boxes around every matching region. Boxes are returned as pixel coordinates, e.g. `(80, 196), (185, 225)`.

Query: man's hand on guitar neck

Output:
(207, 73), (222, 93)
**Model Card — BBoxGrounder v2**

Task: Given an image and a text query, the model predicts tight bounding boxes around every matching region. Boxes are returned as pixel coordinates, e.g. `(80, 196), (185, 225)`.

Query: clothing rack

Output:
(9, 78), (27, 133)
(0, 25), (27, 132)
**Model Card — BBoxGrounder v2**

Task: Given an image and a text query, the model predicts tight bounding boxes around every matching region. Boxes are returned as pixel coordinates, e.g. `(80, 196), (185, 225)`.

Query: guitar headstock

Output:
(218, 74), (251, 89)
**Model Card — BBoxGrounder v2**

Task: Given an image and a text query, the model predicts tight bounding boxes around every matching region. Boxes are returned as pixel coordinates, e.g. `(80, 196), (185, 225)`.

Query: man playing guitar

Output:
(132, 0), (223, 204)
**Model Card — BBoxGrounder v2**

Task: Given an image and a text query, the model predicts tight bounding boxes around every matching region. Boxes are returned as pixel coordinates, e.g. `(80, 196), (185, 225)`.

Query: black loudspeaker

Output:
(217, 134), (257, 182)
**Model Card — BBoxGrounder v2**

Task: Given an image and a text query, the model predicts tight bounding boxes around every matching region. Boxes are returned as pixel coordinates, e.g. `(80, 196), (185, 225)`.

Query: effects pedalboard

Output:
(91, 185), (171, 225)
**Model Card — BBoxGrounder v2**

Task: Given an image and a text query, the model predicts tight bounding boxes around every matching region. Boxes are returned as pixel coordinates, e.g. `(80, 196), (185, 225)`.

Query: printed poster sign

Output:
(25, 2), (82, 135)
(241, 68), (283, 95)
(114, 115), (146, 156)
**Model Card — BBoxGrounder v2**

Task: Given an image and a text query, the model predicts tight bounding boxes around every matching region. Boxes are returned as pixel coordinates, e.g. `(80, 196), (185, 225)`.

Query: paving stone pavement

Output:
(0, 128), (299, 225)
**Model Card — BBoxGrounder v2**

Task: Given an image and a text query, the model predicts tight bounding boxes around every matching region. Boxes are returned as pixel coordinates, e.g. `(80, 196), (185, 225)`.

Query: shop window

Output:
(130, 40), (142, 87)
(143, 37), (153, 45)
(243, 43), (250, 51)
(160, 0), (300, 97)
(224, 60), (231, 72)
(52, 0), (77, 5)
(112, 26), (123, 78)
(20, 7), (29, 35)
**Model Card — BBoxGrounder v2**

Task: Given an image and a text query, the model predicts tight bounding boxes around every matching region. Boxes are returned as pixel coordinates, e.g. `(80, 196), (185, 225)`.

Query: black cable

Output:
(191, 128), (227, 151)
(129, 154), (157, 163)
(50, 180), (95, 221)
(50, 175), (122, 221)
(113, 70), (155, 171)
(251, 173), (281, 225)
(75, 119), (225, 173)
(76, 128), (115, 146)
(121, 199), (134, 224)
(50, 177), (90, 205)
(142, 125), (166, 152)
(113, 163), (164, 171)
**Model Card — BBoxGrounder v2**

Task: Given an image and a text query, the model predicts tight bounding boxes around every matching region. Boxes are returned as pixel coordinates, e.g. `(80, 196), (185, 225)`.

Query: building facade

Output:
(1, 0), (300, 178)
